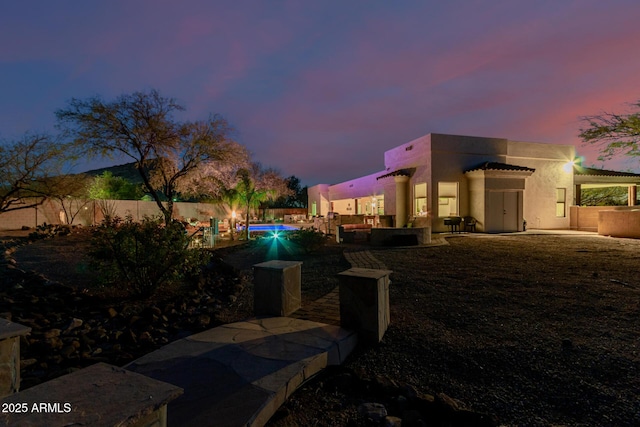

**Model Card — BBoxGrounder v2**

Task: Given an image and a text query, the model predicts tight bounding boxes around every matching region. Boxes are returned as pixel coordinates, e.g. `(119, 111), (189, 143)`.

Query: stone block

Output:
(338, 268), (392, 344)
(0, 363), (182, 427)
(253, 260), (302, 316)
(0, 319), (31, 398)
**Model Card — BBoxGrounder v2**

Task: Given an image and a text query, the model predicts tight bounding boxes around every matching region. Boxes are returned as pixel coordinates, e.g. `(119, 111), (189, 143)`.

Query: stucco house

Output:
(308, 133), (640, 233)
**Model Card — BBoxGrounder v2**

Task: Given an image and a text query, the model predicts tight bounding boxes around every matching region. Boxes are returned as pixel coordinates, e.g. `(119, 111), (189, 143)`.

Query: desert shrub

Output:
(89, 215), (210, 298)
(289, 227), (327, 253)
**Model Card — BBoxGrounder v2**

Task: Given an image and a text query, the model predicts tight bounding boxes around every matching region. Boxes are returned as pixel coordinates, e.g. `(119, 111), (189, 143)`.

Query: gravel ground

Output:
(269, 233), (640, 426)
(4, 230), (640, 426)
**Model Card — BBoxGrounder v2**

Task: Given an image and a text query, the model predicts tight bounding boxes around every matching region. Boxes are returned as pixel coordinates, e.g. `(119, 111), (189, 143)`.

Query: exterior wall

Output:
(321, 173), (386, 216)
(598, 209), (640, 238)
(307, 184), (330, 216)
(382, 136), (432, 220)
(570, 205), (640, 231)
(307, 133), (580, 233)
(507, 140), (575, 229)
(430, 134), (508, 231)
(0, 199), (228, 230)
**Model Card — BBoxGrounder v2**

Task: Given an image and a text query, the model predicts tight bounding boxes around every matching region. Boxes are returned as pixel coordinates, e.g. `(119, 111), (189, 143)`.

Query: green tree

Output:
(0, 133), (68, 214)
(87, 171), (143, 220)
(580, 100), (640, 162)
(56, 89), (239, 225)
(88, 171), (143, 200)
(215, 163), (290, 240)
(264, 175), (307, 208)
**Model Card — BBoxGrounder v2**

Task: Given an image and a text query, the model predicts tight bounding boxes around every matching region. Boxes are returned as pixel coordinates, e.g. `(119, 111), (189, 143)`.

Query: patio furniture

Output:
(338, 223), (373, 243)
(444, 216), (462, 233)
(463, 216), (477, 232)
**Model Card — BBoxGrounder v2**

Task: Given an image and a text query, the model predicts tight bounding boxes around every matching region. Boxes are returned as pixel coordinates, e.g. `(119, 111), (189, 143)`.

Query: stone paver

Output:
(125, 317), (357, 427)
(0, 363), (183, 427)
(291, 247), (389, 325)
(343, 248), (387, 270)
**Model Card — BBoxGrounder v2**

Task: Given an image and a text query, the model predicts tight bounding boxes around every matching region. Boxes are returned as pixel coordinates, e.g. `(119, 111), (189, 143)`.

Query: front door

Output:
(487, 191), (519, 232)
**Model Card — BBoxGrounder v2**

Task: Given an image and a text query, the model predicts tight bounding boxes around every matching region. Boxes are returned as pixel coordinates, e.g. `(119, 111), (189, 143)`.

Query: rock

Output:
(374, 375), (398, 394)
(20, 358), (38, 368)
(107, 307), (118, 318)
(435, 392), (460, 411)
(46, 337), (63, 350)
(138, 331), (154, 343)
(383, 416), (403, 427)
(43, 329), (61, 339)
(60, 345), (76, 357)
(401, 409), (424, 426)
(198, 314), (211, 327)
(358, 402), (387, 423)
(63, 318), (83, 334)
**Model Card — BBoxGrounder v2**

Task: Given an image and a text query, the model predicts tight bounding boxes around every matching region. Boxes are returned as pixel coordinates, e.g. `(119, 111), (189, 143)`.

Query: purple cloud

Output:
(1, 1), (640, 185)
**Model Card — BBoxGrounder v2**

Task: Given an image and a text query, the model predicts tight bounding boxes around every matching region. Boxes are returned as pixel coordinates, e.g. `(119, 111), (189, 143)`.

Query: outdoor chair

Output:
(463, 216), (477, 232)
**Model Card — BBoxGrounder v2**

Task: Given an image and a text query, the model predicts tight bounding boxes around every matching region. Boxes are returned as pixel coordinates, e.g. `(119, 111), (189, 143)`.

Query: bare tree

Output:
(580, 100), (640, 162)
(0, 133), (67, 214)
(56, 89), (239, 224)
(43, 173), (93, 225)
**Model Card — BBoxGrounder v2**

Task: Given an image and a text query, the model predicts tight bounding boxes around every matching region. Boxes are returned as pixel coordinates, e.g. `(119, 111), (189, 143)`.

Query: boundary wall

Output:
(0, 199), (228, 230)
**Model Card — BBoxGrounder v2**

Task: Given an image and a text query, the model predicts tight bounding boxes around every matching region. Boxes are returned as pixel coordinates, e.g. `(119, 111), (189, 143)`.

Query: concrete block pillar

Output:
(253, 260), (302, 316)
(394, 175), (409, 228)
(629, 185), (637, 206)
(0, 319), (31, 398)
(338, 268), (392, 344)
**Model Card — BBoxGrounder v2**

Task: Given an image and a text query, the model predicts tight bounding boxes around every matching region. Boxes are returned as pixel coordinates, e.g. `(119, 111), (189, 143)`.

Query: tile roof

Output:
(574, 166), (640, 177)
(376, 168), (415, 180)
(465, 162), (536, 173)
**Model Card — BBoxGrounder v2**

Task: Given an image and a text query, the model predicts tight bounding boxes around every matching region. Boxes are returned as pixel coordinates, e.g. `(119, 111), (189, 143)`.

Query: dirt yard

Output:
(3, 230), (640, 425)
(268, 233), (640, 426)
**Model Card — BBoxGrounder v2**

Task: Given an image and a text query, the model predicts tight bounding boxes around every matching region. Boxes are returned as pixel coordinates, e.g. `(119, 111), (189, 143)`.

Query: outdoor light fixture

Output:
(563, 157), (582, 173)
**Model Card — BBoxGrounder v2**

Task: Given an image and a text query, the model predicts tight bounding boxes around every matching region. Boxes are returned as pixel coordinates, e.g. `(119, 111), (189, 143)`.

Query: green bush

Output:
(89, 216), (210, 298)
(289, 226), (327, 253)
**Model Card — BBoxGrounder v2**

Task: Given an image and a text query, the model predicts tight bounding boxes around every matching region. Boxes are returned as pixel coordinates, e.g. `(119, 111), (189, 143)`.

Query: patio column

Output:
(394, 175), (409, 228)
(629, 185), (637, 206)
(575, 184), (582, 206)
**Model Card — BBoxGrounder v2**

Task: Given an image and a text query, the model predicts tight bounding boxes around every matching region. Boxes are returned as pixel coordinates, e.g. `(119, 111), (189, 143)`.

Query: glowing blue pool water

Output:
(246, 224), (298, 232)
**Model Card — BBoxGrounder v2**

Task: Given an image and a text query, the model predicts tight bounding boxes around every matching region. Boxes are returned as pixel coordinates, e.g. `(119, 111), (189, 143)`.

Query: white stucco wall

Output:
(381, 135), (432, 218)
(308, 133), (579, 232)
(506, 140), (575, 229)
(307, 184), (330, 216)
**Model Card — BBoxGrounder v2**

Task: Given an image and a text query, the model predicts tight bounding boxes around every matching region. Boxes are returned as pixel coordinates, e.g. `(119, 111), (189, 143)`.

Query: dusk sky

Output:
(2, 1), (640, 186)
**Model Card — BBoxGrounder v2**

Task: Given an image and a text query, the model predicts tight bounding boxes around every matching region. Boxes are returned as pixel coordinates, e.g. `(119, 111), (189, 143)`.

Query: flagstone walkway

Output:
(289, 246), (387, 325)
(125, 241), (438, 426)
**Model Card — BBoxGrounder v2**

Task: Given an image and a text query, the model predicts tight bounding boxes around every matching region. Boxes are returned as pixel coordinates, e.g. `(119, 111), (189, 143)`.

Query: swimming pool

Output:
(246, 224), (298, 232)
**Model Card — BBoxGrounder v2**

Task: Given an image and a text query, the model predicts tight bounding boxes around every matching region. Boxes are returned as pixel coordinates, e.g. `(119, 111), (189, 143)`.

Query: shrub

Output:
(89, 215), (210, 298)
(289, 226), (327, 253)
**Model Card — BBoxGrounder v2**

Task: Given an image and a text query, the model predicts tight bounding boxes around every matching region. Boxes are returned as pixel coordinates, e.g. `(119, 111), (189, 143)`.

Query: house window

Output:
(372, 196), (384, 215)
(414, 183), (427, 216)
(311, 202), (317, 216)
(556, 188), (566, 217)
(438, 182), (459, 217)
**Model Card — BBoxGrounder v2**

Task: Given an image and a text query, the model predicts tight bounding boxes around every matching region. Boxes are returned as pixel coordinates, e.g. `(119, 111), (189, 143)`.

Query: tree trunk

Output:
(245, 202), (250, 240)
